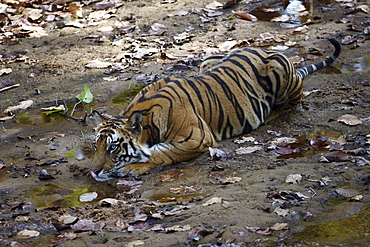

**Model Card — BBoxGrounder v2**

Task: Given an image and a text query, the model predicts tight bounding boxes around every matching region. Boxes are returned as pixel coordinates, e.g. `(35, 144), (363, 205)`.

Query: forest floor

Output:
(0, 0), (369, 246)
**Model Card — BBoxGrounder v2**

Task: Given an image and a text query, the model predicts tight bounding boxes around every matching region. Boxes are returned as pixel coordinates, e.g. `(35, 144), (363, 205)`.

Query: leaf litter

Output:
(1, 0), (370, 245)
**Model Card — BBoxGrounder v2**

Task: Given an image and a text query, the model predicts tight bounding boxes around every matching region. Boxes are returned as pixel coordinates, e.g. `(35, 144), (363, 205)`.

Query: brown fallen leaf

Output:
(188, 227), (210, 241)
(202, 197), (222, 206)
(148, 23), (167, 36)
(274, 206), (290, 217)
(319, 151), (353, 162)
(349, 194), (363, 202)
(165, 225), (191, 232)
(235, 11), (257, 22)
(335, 188), (360, 197)
(245, 226), (272, 235)
(270, 222), (288, 231)
(4, 100), (33, 113)
(170, 186), (201, 194)
(157, 171), (184, 182)
(337, 114), (363, 126)
(309, 135), (329, 147)
(235, 146), (262, 154)
(285, 174), (302, 184)
(341, 35), (357, 45)
(17, 230), (40, 238)
(220, 177), (241, 184)
(209, 147), (235, 161)
(271, 15), (290, 22)
(293, 25), (309, 33)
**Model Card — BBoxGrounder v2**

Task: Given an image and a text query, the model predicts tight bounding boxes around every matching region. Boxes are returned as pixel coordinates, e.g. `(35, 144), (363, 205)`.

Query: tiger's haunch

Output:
(90, 39), (341, 181)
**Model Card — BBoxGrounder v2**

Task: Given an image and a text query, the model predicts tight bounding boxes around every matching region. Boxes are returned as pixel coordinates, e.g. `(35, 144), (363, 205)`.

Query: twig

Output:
(0, 84), (20, 92)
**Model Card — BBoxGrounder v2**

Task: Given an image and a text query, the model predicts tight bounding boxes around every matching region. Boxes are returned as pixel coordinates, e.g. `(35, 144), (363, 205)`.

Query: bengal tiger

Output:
(90, 39), (341, 181)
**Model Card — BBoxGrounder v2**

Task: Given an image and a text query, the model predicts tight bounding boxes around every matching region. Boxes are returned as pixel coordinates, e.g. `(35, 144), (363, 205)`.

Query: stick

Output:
(0, 84), (20, 92)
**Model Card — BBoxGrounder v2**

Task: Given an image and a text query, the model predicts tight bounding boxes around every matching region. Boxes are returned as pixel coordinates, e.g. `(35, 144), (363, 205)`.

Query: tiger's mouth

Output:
(90, 168), (120, 182)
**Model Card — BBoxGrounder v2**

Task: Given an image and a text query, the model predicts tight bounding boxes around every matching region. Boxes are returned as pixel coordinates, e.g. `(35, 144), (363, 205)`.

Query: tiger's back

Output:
(122, 47), (303, 142)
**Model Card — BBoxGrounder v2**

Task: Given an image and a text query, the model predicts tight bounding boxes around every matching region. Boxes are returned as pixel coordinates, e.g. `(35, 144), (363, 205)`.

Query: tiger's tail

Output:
(296, 39), (341, 79)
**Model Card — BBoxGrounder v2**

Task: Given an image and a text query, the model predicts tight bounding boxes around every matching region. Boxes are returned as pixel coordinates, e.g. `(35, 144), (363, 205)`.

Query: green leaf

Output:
(76, 84), (93, 103)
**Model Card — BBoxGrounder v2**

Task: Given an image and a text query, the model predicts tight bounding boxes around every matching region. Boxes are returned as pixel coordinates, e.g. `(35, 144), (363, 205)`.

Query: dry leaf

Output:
(335, 188), (360, 197)
(188, 227), (210, 242)
(85, 59), (112, 68)
(71, 219), (101, 231)
(148, 23), (167, 36)
(205, 1), (223, 10)
(235, 11), (257, 22)
(202, 197), (222, 206)
(165, 225), (191, 232)
(234, 136), (255, 144)
(235, 146), (262, 154)
(58, 215), (78, 225)
(218, 40), (238, 51)
(270, 223), (288, 231)
(157, 171), (184, 182)
(349, 194), (363, 201)
(79, 192), (98, 202)
(319, 151), (353, 162)
(274, 206), (289, 217)
(17, 230), (40, 238)
(285, 174), (302, 184)
(209, 147), (235, 161)
(126, 240), (145, 247)
(309, 136), (329, 147)
(4, 100), (33, 113)
(245, 225), (272, 235)
(99, 198), (127, 206)
(356, 4), (369, 13)
(0, 68), (12, 76)
(220, 177), (241, 184)
(293, 25), (309, 33)
(170, 186), (201, 194)
(337, 114), (363, 126)
(271, 15), (290, 22)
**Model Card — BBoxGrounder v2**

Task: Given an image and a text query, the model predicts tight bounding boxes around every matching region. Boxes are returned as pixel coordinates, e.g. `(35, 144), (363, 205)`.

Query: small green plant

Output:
(71, 84), (94, 119)
(76, 84), (93, 103)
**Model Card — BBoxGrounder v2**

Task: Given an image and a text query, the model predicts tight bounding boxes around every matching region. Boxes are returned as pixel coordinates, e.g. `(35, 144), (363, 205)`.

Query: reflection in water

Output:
(251, 0), (337, 28)
(15, 111), (65, 125)
(341, 54), (370, 73)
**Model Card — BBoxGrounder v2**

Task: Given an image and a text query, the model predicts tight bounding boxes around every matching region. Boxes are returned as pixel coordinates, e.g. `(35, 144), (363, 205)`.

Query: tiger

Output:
(90, 38), (341, 181)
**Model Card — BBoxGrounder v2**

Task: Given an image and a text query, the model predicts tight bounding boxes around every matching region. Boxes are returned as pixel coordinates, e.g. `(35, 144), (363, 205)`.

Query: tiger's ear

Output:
(125, 112), (143, 135)
(91, 110), (110, 124)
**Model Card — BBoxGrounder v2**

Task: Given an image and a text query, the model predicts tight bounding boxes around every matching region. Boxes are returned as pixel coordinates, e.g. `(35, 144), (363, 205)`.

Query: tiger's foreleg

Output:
(117, 116), (217, 177)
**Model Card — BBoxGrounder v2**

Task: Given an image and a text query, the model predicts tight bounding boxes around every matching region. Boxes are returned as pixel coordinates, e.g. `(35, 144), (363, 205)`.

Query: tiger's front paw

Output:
(119, 163), (161, 177)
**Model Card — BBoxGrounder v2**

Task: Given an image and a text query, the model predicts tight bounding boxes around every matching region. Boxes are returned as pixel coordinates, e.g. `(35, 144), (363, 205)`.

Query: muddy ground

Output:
(0, 0), (370, 246)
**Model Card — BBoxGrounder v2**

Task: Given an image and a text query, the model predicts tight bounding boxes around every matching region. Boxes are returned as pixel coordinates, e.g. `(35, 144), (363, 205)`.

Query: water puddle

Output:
(291, 203), (370, 245)
(25, 183), (122, 209)
(110, 85), (146, 105)
(340, 54), (370, 73)
(274, 131), (341, 159)
(251, 0), (336, 28)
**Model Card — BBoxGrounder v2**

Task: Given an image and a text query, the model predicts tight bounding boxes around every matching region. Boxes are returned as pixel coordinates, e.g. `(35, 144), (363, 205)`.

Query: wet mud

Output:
(0, 0), (369, 246)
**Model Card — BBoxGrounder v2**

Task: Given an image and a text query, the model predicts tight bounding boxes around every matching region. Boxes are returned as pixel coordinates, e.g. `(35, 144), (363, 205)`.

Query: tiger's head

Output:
(90, 111), (150, 181)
